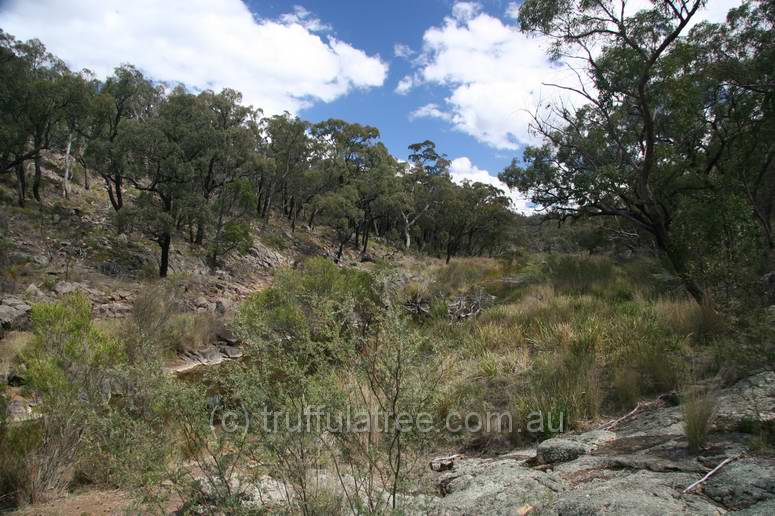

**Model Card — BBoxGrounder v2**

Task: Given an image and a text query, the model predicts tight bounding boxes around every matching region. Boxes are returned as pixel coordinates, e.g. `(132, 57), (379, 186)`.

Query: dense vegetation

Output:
(1, 0), (774, 513)
(0, 30), (515, 276)
(501, 0), (775, 307)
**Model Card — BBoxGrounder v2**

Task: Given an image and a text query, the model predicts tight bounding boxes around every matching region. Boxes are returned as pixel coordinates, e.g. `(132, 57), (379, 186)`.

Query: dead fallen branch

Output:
(683, 455), (742, 494)
(599, 395), (672, 431)
(430, 453), (464, 472)
(600, 402), (646, 431)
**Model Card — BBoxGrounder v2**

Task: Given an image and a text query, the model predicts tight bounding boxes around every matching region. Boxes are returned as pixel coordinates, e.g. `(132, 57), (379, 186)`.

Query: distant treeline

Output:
(0, 30), (516, 275)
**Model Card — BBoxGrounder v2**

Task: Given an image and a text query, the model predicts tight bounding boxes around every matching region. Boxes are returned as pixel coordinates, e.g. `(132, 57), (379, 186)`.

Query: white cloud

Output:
(449, 157), (535, 215)
(408, 4), (569, 149)
(279, 5), (331, 32)
(451, 2), (481, 22)
(410, 103), (453, 121)
(0, 0), (387, 115)
(395, 75), (417, 95)
(393, 43), (414, 58)
(505, 2), (521, 20)
(409, 0), (744, 150)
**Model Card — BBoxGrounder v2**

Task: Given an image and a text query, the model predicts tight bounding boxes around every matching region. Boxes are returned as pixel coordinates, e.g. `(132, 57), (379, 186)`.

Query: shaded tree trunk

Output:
(158, 232), (171, 278)
(362, 218), (371, 254)
(15, 161), (26, 208)
(32, 155), (42, 203)
(307, 207), (319, 230)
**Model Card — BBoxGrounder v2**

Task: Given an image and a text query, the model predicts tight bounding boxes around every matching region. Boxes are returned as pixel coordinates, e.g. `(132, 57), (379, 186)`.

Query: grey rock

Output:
(54, 281), (84, 295)
(703, 458), (775, 510)
(537, 430), (616, 464)
(734, 498), (775, 515)
(554, 469), (723, 515)
(537, 438), (589, 465)
(6, 398), (32, 422)
(193, 296), (214, 311)
(25, 283), (45, 297)
(220, 345), (243, 359)
(714, 371), (775, 432)
(96, 301), (132, 317)
(430, 458), (566, 515)
(0, 304), (29, 329)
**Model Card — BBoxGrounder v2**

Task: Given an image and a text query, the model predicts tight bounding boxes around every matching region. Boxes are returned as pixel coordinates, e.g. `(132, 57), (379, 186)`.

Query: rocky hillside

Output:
(0, 165), (409, 421)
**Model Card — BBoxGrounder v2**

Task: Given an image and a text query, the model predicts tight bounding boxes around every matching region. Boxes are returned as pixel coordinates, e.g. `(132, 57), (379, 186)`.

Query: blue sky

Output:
(0, 0), (742, 212)
(254, 0), (515, 169)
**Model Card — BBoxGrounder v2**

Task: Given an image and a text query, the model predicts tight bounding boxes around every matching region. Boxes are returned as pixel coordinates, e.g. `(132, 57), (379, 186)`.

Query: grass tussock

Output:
(682, 385), (718, 454)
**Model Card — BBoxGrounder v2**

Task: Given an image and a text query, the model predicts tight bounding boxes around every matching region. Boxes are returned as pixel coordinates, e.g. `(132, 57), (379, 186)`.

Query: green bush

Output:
(236, 257), (381, 366)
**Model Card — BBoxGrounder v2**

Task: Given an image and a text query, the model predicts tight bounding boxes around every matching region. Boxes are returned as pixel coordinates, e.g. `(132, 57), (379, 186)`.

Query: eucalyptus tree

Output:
(0, 31), (76, 206)
(701, 0), (775, 263)
(436, 181), (512, 263)
(83, 65), (159, 211)
(197, 90), (260, 271)
(120, 88), (211, 277)
(499, 0), (722, 302)
(317, 185), (363, 262)
(260, 114), (310, 220)
(181, 89), (258, 246)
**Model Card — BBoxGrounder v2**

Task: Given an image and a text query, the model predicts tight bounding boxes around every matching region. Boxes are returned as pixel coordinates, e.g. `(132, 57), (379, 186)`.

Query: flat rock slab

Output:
(703, 458), (775, 510)
(715, 371), (775, 432)
(553, 469), (725, 515)
(431, 458), (566, 515)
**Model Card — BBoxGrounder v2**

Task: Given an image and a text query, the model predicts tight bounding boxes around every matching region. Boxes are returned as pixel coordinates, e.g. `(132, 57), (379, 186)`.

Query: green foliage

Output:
(237, 257), (381, 366)
(225, 261), (440, 513)
(502, 0), (775, 305)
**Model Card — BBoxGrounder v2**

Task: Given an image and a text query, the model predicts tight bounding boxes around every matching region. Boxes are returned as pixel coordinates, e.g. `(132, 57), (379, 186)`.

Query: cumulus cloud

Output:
(408, 0), (744, 150)
(449, 157), (535, 215)
(408, 4), (568, 149)
(505, 2), (521, 20)
(0, 0), (387, 115)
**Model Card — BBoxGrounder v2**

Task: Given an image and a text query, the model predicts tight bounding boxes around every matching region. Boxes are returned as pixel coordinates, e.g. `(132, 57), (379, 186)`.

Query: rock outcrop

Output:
(415, 371), (775, 515)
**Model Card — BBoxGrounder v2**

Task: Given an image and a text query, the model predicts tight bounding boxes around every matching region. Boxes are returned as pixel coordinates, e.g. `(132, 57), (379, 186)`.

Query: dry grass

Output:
(653, 298), (703, 337)
(418, 253), (700, 446)
(682, 385), (718, 454)
(0, 331), (32, 376)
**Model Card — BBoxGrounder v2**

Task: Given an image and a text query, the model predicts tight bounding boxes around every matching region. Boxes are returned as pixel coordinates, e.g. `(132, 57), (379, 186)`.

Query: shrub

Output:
(682, 385), (718, 454)
(236, 257), (381, 365)
(14, 294), (127, 504)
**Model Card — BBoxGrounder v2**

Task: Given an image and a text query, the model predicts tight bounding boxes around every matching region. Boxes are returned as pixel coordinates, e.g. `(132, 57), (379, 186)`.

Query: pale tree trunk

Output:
(62, 133), (72, 198)
(32, 154), (43, 203)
